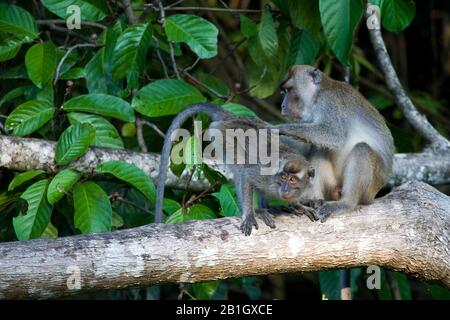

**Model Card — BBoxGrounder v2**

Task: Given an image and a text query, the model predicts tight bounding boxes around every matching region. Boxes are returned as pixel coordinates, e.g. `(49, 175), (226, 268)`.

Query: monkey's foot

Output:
(300, 199), (325, 209)
(240, 215), (259, 236)
(255, 208), (276, 229)
(314, 202), (351, 223)
(266, 206), (292, 214)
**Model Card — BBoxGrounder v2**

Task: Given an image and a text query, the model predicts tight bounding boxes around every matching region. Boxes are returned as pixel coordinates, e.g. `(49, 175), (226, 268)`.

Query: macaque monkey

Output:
(155, 103), (315, 235)
(275, 65), (395, 221)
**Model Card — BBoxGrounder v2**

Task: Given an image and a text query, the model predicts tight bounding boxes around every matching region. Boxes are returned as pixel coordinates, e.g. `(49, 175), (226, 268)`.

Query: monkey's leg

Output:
(236, 176), (258, 236)
(254, 208), (276, 229)
(314, 143), (379, 222)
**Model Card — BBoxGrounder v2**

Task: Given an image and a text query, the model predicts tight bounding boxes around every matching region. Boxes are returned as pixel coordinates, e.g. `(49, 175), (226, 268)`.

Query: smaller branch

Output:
(152, 37), (170, 78)
(122, 0), (138, 24)
(365, 5), (450, 151)
(135, 117), (148, 153)
(182, 71), (229, 100)
(183, 182), (219, 209)
(147, 5), (261, 13)
(39, 23), (91, 42)
(183, 57), (200, 73)
(210, 38), (246, 75)
(140, 119), (166, 139)
(37, 20), (106, 30)
(235, 67), (267, 96)
(165, 0), (187, 10)
(114, 196), (153, 216)
(54, 43), (98, 85)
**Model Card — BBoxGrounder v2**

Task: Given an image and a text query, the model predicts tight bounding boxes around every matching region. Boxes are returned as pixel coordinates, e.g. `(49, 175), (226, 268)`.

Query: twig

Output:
(135, 117), (148, 153)
(140, 119), (166, 139)
(365, 4), (450, 151)
(235, 67), (267, 96)
(152, 36), (169, 78)
(165, 0), (187, 9)
(114, 196), (153, 215)
(182, 57), (200, 72)
(37, 19), (107, 30)
(122, 0), (138, 24)
(54, 43), (97, 85)
(183, 182), (219, 209)
(147, 5), (261, 13)
(182, 71), (229, 100)
(182, 166), (197, 207)
(210, 38), (245, 74)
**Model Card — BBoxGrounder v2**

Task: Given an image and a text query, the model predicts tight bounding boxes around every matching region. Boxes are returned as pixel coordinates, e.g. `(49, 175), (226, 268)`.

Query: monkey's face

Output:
(276, 168), (314, 200)
(279, 65), (321, 120)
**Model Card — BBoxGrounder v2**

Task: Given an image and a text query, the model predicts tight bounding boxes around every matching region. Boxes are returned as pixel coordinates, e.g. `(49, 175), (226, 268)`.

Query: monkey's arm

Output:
(271, 123), (343, 149)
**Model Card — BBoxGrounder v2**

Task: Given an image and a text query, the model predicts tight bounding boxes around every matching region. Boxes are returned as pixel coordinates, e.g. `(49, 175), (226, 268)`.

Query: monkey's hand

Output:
(287, 204), (316, 222)
(239, 214), (259, 236)
(255, 208), (276, 229)
(314, 201), (351, 223)
(300, 199), (325, 210)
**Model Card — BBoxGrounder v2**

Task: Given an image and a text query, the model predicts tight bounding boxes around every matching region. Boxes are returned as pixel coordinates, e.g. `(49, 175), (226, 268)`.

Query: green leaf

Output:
(112, 211), (124, 228)
(13, 179), (52, 241)
(0, 191), (20, 212)
(0, 5), (38, 38)
(165, 207), (188, 224)
(258, 9), (278, 58)
(380, 0), (415, 32)
(60, 67), (85, 80)
(165, 14), (219, 59)
(25, 42), (57, 88)
(112, 23), (152, 88)
(8, 170), (45, 191)
(427, 283), (450, 300)
(188, 204), (216, 221)
(132, 79), (206, 117)
(192, 281), (220, 300)
(0, 64), (28, 79)
(212, 184), (240, 217)
(40, 0), (107, 21)
(288, 0), (321, 38)
(96, 160), (156, 203)
(0, 86), (30, 108)
(55, 123), (96, 165)
(287, 29), (320, 67)
(194, 72), (229, 97)
(0, 37), (24, 62)
(64, 94), (135, 122)
(41, 222), (58, 238)
(319, 270), (340, 300)
(47, 169), (81, 204)
(73, 181), (112, 233)
(68, 112), (124, 148)
(240, 15), (257, 38)
(5, 99), (54, 136)
(163, 198), (181, 215)
(221, 103), (256, 117)
(395, 272), (412, 300)
(319, 0), (364, 65)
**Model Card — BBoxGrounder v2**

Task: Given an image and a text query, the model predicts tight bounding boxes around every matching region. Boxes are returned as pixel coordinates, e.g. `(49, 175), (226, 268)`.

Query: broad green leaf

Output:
(64, 94), (135, 122)
(165, 207), (188, 224)
(0, 64), (28, 79)
(25, 42), (57, 88)
(380, 0), (415, 32)
(73, 181), (112, 233)
(41, 222), (58, 238)
(0, 5), (38, 38)
(395, 272), (412, 300)
(5, 99), (54, 136)
(319, 0), (364, 65)
(240, 15), (257, 38)
(188, 204), (216, 221)
(0, 191), (20, 212)
(96, 160), (156, 203)
(0, 37), (24, 62)
(13, 179), (52, 241)
(377, 269), (393, 299)
(68, 112), (124, 148)
(288, 0), (321, 38)
(112, 211), (124, 228)
(40, 0), (107, 21)
(60, 67), (86, 80)
(212, 184), (240, 217)
(319, 270), (340, 300)
(427, 283), (450, 300)
(29, 82), (54, 104)
(163, 198), (181, 215)
(132, 79), (206, 117)
(287, 29), (320, 67)
(192, 281), (220, 300)
(0, 86), (30, 108)
(55, 47), (78, 76)
(165, 14), (218, 59)
(258, 9), (278, 58)
(8, 170), (45, 191)
(194, 72), (229, 97)
(55, 123), (96, 165)
(270, 0), (289, 15)
(221, 103), (256, 117)
(112, 23), (152, 88)
(47, 169), (81, 204)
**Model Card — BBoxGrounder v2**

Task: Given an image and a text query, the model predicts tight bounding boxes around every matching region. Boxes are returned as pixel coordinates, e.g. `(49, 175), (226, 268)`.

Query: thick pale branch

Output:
(1, 135), (449, 190)
(366, 5), (450, 151)
(0, 181), (448, 299)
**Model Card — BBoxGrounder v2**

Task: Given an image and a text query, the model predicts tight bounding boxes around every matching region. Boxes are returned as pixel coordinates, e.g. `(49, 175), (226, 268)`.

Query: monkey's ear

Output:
(307, 167), (315, 179)
(310, 68), (321, 85)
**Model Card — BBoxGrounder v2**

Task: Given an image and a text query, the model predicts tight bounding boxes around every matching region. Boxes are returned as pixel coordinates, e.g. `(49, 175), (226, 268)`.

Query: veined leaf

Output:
(47, 169), (81, 204)
(240, 15), (257, 38)
(55, 123), (96, 165)
(112, 23), (152, 88)
(0, 86), (30, 108)
(5, 99), (54, 136)
(320, 0), (364, 65)
(288, 0), (321, 38)
(0, 4), (38, 38)
(73, 181), (112, 233)
(192, 281), (220, 300)
(68, 112), (124, 149)
(96, 160), (156, 203)
(212, 184), (240, 217)
(41, 222), (58, 238)
(258, 9), (278, 58)
(13, 179), (52, 241)
(0, 37), (25, 62)
(287, 29), (320, 67)
(380, 0), (415, 32)
(165, 207), (188, 224)
(40, 0), (107, 22)
(165, 14), (218, 59)
(25, 42), (57, 88)
(63, 94), (135, 122)
(188, 204), (216, 221)
(8, 170), (45, 191)
(221, 103), (256, 117)
(132, 79), (205, 117)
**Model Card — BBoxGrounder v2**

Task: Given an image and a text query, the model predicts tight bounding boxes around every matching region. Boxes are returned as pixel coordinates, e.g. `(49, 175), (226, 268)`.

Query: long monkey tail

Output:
(154, 103), (233, 223)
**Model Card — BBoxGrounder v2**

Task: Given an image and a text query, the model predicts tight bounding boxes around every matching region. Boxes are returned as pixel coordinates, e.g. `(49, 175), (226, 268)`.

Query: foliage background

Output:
(0, 0), (449, 299)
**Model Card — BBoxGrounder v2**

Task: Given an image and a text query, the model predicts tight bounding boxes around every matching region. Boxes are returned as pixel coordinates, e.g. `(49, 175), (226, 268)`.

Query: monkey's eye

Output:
(289, 176), (298, 184)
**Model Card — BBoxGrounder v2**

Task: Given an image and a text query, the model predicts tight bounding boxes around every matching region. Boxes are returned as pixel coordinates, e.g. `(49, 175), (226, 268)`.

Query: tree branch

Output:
(0, 181), (448, 298)
(365, 5), (450, 151)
